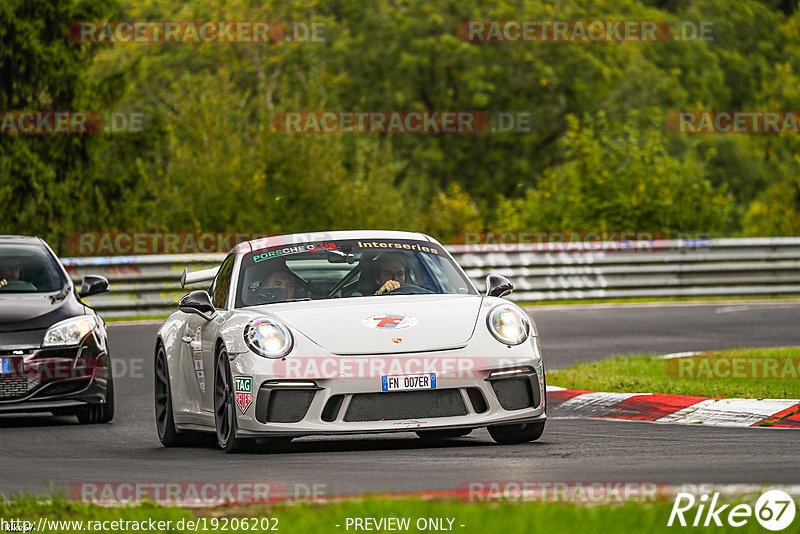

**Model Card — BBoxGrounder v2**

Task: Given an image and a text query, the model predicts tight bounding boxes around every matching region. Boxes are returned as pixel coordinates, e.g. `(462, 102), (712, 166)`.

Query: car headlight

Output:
(486, 304), (529, 345)
(244, 318), (293, 358)
(43, 315), (97, 347)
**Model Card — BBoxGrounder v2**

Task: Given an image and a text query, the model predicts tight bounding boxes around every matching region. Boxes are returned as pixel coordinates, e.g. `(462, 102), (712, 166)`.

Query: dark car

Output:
(0, 235), (114, 423)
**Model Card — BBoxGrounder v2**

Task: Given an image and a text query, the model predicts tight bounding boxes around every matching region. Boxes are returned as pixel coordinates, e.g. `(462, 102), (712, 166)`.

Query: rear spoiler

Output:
(181, 266), (220, 288)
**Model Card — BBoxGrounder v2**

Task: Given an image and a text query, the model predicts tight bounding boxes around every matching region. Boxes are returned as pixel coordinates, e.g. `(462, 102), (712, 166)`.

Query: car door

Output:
(198, 254), (235, 412)
(179, 254), (235, 414)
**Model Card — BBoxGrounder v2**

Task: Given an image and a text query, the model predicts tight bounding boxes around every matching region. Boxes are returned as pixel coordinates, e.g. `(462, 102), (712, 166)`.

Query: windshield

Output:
(235, 238), (476, 307)
(0, 243), (67, 294)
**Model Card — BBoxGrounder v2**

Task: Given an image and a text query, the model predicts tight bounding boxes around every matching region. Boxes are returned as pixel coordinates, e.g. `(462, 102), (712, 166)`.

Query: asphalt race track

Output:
(532, 300), (800, 368)
(2, 301), (799, 498)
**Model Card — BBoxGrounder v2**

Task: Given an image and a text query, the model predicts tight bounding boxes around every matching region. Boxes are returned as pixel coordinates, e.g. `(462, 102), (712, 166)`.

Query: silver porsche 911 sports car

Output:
(155, 230), (546, 452)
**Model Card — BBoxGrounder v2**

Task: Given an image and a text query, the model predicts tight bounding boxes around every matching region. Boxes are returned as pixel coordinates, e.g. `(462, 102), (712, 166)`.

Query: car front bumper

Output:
(0, 332), (111, 415)
(230, 350), (546, 438)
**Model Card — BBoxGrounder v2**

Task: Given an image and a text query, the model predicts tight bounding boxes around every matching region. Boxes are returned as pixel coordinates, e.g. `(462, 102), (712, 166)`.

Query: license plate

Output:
(381, 373), (436, 392)
(0, 358), (9, 374)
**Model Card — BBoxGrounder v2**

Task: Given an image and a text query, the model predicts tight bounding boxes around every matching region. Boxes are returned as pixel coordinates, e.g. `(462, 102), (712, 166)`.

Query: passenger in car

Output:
(0, 257), (21, 288)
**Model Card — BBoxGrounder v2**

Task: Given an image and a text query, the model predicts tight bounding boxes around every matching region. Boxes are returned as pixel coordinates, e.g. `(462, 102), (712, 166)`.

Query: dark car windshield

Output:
(0, 243), (67, 294)
(236, 238), (476, 307)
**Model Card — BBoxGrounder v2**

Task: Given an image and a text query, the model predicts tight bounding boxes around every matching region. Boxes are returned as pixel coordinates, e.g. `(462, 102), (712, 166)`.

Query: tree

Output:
(0, 0), (114, 250)
(495, 112), (731, 234)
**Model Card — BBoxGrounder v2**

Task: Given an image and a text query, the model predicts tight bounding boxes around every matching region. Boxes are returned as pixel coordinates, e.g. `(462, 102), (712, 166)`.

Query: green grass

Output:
(549, 346), (800, 399)
(520, 295), (800, 306)
(0, 494), (781, 533)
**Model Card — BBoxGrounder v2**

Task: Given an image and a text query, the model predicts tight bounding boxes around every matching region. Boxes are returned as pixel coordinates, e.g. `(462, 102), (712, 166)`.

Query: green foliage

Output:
(742, 171), (800, 236)
(426, 183), (483, 242)
(2, 0), (800, 250)
(0, 0), (115, 250)
(495, 112), (730, 233)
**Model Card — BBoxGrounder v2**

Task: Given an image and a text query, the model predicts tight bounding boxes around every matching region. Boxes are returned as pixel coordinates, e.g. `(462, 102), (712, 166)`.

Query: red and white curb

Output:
(546, 386), (800, 428)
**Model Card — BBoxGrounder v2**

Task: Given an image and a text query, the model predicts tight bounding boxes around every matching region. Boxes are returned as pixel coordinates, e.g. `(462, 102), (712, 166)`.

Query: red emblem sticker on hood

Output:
(362, 314), (418, 330)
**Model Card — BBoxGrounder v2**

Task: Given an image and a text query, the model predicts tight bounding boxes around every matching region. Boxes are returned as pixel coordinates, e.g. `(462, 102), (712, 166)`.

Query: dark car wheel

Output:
(488, 421), (545, 444)
(416, 428), (473, 440)
(154, 344), (191, 446)
(76, 368), (115, 424)
(214, 348), (252, 453)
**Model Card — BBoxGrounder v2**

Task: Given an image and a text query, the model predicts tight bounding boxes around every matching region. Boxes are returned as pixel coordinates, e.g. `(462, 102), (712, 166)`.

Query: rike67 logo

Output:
(234, 377), (252, 413)
(668, 490), (796, 530)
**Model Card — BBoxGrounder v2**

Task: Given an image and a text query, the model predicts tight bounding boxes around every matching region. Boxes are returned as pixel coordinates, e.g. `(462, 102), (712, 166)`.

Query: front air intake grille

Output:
(321, 395), (345, 422)
(265, 390), (316, 423)
(344, 389), (468, 422)
(0, 377), (40, 400)
(490, 373), (541, 411)
(466, 387), (488, 413)
(37, 379), (89, 398)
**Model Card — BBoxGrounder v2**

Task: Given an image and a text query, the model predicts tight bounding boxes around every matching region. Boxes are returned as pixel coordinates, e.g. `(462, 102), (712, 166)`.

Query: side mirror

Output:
(179, 290), (216, 321)
(486, 274), (513, 298)
(79, 275), (109, 298)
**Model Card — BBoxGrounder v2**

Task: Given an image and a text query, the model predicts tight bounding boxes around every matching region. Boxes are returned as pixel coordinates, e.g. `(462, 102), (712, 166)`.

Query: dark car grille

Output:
(344, 389), (468, 422)
(38, 379), (89, 397)
(0, 377), (41, 400)
(265, 390), (316, 423)
(321, 394), (345, 422)
(255, 384), (319, 424)
(466, 387), (489, 413)
(490, 372), (541, 411)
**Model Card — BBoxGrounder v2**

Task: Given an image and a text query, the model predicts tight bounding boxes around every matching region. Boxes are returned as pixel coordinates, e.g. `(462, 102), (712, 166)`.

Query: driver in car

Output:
(374, 254), (407, 295)
(265, 268), (296, 300)
(0, 257), (21, 288)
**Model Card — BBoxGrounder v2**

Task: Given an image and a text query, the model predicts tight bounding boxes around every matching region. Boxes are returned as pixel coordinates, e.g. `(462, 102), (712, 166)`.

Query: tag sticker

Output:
(234, 376), (253, 413)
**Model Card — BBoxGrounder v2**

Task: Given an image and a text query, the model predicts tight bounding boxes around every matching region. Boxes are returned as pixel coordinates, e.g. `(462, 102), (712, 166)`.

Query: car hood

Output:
(266, 294), (484, 355)
(0, 289), (85, 333)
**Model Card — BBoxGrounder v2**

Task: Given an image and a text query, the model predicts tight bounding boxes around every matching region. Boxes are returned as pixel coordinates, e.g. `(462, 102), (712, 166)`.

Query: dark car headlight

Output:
(243, 318), (293, 358)
(486, 304), (530, 345)
(42, 315), (97, 347)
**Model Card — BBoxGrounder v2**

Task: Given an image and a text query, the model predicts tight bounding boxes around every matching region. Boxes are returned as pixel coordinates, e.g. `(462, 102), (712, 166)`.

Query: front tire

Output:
(154, 344), (190, 446)
(488, 421), (545, 445)
(214, 348), (252, 453)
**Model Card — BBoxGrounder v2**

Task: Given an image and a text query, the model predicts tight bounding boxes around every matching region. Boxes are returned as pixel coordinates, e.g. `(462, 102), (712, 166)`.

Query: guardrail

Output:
(61, 237), (800, 317)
